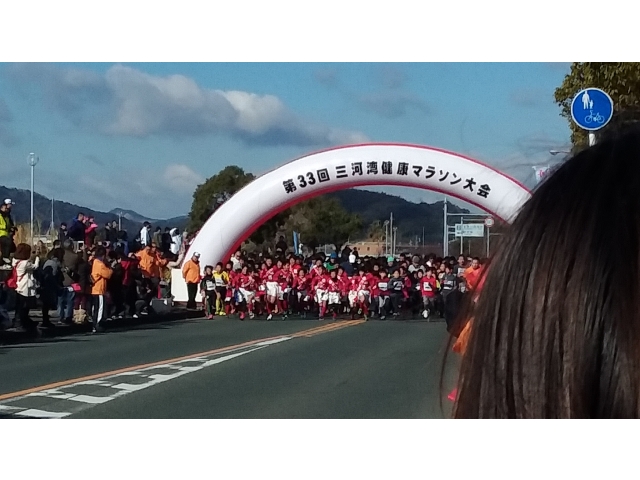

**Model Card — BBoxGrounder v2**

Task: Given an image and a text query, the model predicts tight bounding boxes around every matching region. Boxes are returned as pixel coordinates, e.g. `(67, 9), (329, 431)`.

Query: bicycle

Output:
(584, 110), (604, 124)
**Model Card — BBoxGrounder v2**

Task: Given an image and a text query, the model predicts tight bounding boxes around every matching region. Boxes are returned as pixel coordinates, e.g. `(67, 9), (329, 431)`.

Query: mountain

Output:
(108, 208), (154, 224)
(0, 186), (188, 235)
(326, 190), (470, 243)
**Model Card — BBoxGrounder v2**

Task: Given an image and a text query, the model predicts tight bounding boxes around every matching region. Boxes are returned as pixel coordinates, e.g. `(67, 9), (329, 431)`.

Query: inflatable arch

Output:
(184, 143), (531, 271)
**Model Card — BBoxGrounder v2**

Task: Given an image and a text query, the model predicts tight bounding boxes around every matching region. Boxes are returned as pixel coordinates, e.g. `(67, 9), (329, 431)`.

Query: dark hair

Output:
(61, 222), (67, 228)
(204, 265), (213, 271)
(13, 243), (32, 260)
(94, 246), (106, 258)
(216, 262), (223, 268)
(453, 128), (640, 419)
(50, 247), (65, 262)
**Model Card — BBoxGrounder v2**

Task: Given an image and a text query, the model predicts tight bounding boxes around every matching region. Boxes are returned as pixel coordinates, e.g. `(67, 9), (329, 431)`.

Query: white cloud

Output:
(6, 63), (368, 147)
(163, 164), (205, 193)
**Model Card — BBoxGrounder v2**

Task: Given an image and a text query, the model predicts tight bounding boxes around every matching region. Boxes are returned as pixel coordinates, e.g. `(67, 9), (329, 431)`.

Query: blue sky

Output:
(0, 62), (572, 219)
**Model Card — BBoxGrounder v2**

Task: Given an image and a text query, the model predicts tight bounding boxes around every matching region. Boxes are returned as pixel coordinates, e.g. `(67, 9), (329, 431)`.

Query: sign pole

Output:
(459, 218), (463, 256)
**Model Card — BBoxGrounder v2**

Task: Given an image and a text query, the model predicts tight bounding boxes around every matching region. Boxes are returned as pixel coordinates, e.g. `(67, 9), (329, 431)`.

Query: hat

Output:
(4, 199), (14, 205)
(193, 252), (201, 258)
(387, 256), (394, 262)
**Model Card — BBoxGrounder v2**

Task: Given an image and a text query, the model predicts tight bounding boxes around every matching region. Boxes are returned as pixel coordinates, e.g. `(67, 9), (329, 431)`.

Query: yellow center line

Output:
(0, 320), (365, 402)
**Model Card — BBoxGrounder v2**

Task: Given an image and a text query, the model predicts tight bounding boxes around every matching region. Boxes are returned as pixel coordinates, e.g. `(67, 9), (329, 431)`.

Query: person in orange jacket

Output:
(182, 252), (201, 310)
(463, 257), (483, 292)
(90, 245), (113, 333)
(135, 242), (167, 298)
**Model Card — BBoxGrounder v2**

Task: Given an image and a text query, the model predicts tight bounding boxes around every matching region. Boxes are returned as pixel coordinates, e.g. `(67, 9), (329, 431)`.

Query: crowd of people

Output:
(182, 246), (486, 325)
(0, 208), (188, 334)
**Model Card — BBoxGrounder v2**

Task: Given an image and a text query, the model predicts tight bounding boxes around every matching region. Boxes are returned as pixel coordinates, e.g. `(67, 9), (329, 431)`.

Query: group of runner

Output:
(182, 251), (485, 323)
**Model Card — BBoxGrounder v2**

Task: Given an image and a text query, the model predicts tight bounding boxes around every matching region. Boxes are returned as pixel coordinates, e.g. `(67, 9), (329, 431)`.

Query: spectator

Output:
(12, 243), (40, 332)
(68, 213), (86, 243)
(35, 240), (48, 263)
(58, 222), (68, 242)
(170, 228), (181, 257)
(182, 252), (201, 310)
(135, 241), (166, 295)
(0, 199), (15, 265)
(463, 257), (483, 292)
(139, 222), (152, 247)
(161, 227), (172, 257)
(153, 227), (162, 248)
(121, 252), (140, 317)
(106, 251), (125, 319)
(275, 235), (288, 255)
(90, 245), (112, 333)
(40, 247), (65, 329)
(230, 250), (242, 272)
(107, 221), (119, 244)
(85, 216), (98, 248)
(59, 239), (80, 324)
(74, 248), (92, 324)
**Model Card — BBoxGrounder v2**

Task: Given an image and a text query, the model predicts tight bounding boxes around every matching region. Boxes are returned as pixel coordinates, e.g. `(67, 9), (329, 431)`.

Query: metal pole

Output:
(51, 197), (54, 239)
(386, 222), (389, 256)
(30, 164), (34, 246)
(443, 196), (448, 257)
(486, 225), (490, 258)
(459, 218), (463, 256)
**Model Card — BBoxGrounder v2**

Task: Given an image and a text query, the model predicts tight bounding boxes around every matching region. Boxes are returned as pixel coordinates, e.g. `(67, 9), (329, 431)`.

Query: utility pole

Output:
(389, 212), (393, 257)
(443, 196), (448, 257)
(28, 153), (39, 246)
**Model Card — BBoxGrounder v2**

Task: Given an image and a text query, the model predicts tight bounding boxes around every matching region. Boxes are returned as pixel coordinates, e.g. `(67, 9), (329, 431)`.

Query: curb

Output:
(0, 308), (205, 345)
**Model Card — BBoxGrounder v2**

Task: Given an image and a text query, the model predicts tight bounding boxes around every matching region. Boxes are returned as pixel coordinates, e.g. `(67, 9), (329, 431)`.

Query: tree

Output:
(366, 220), (385, 242)
(280, 196), (362, 252)
(554, 63), (640, 147)
(188, 165), (287, 245)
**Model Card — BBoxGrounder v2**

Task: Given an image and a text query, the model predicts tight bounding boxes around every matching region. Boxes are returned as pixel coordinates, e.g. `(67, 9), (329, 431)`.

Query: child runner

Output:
(326, 269), (342, 320)
(200, 265), (217, 319)
(236, 265), (256, 320)
(264, 258), (280, 321)
(419, 268), (440, 320)
(212, 262), (230, 316)
(292, 267), (311, 317)
(376, 270), (391, 320)
(312, 265), (329, 320)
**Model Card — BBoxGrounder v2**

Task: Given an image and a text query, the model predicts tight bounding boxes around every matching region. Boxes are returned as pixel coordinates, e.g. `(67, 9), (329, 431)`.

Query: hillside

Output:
(327, 190), (469, 243)
(0, 185), (468, 243)
(0, 186), (188, 235)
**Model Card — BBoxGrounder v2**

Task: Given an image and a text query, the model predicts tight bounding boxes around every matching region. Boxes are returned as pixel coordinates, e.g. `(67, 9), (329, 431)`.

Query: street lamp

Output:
(28, 153), (39, 246)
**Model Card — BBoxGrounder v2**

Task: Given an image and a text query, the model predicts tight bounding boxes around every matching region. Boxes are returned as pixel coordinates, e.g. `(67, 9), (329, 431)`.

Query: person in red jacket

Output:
(236, 265), (256, 320)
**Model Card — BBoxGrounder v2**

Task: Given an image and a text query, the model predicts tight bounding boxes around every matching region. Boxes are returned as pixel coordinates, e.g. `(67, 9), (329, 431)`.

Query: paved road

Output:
(0, 316), (456, 419)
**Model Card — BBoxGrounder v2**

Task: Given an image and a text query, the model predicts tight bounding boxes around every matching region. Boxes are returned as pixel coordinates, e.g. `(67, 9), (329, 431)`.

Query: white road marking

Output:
(16, 409), (69, 419)
(67, 395), (113, 404)
(255, 337), (292, 346)
(0, 335), (293, 418)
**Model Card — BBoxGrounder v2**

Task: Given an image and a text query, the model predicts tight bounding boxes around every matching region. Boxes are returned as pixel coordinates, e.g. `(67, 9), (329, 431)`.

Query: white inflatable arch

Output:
(186, 143), (531, 269)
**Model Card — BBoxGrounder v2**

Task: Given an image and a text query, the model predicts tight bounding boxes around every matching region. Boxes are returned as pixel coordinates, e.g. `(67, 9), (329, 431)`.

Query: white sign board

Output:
(455, 223), (485, 238)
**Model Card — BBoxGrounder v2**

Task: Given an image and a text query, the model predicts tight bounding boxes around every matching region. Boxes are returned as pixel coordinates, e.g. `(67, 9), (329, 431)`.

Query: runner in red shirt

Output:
(264, 258), (280, 321)
(418, 268), (440, 320)
(236, 265), (256, 320)
(326, 269), (342, 320)
(312, 266), (330, 320)
(292, 267), (312, 317)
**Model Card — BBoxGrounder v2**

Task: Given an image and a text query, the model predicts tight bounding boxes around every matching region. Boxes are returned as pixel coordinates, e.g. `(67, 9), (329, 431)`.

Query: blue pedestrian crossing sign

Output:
(571, 88), (614, 131)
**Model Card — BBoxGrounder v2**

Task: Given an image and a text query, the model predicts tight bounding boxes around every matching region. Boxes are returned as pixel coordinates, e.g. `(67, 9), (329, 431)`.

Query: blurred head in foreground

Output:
(454, 125), (640, 419)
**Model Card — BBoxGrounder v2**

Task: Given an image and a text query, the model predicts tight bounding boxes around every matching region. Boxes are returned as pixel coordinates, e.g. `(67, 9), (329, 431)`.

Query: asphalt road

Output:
(0, 316), (456, 419)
